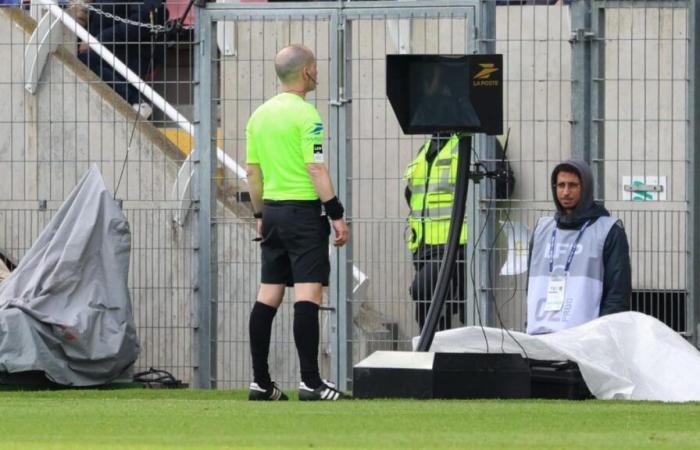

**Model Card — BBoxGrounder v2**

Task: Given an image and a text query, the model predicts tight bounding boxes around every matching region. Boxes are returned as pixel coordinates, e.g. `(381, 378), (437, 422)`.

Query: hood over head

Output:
(550, 159), (609, 227)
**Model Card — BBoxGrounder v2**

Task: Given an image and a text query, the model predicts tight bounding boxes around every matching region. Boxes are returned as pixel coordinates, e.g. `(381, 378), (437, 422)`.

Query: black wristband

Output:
(253, 212), (263, 219)
(323, 196), (345, 220)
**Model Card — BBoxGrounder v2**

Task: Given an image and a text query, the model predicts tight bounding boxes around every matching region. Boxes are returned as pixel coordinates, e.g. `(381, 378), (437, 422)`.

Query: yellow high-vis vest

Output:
(404, 134), (468, 253)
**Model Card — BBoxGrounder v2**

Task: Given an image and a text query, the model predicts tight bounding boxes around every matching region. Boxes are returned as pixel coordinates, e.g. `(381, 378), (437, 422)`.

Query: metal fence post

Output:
(590, 2), (605, 202)
(477, 0), (496, 328)
(570, 0), (593, 161)
(329, 9), (353, 391)
(570, 0), (604, 200)
(689, 0), (700, 346)
(193, 6), (218, 389)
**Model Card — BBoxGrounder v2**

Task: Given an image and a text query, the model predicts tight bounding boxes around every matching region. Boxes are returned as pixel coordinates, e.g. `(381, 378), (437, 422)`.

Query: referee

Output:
(246, 44), (349, 401)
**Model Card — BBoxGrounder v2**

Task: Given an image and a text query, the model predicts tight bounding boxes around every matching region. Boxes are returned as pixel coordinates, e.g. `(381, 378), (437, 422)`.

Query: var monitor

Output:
(386, 54), (503, 135)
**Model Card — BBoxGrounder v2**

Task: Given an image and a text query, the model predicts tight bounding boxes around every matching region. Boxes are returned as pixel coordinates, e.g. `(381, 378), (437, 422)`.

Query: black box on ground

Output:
(353, 351), (531, 399)
(528, 359), (593, 400)
(0, 371), (58, 389)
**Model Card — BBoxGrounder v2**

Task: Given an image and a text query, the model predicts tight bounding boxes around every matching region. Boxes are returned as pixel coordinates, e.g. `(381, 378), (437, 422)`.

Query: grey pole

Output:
(590, 3), (605, 202)
(193, 6), (218, 389)
(329, 9), (353, 391)
(570, 1), (605, 200)
(477, 0), (496, 328)
(570, 0), (593, 162)
(689, 0), (700, 346)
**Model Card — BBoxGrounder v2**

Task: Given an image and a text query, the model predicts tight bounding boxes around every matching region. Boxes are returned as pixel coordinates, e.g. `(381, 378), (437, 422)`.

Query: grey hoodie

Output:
(528, 159), (631, 318)
(551, 159), (610, 228)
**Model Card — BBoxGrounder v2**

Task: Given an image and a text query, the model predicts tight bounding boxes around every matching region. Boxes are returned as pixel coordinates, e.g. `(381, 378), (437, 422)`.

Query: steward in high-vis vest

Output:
(526, 160), (631, 335)
(404, 133), (467, 331)
(405, 134), (467, 252)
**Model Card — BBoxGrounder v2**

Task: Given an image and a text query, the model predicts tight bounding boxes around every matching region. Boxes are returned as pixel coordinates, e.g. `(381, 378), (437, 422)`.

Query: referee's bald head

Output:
(275, 45), (315, 83)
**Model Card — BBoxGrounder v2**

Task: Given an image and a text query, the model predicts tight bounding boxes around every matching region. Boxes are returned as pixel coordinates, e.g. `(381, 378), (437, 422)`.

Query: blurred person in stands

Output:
(67, 0), (92, 28)
(78, 0), (168, 119)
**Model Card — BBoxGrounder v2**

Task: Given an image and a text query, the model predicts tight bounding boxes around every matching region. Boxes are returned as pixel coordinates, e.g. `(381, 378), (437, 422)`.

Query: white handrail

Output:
(36, 0), (247, 179)
(29, 1), (369, 291)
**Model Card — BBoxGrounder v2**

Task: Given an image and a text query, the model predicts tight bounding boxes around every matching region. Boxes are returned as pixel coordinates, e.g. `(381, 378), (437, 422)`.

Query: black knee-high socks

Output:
(250, 300), (322, 389)
(293, 301), (323, 389)
(249, 302), (277, 388)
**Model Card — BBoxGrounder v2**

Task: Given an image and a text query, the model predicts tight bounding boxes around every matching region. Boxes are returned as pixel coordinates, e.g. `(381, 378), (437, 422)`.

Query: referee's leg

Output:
(293, 283), (324, 389)
(249, 203), (291, 398)
(286, 204), (343, 399)
(249, 284), (285, 392)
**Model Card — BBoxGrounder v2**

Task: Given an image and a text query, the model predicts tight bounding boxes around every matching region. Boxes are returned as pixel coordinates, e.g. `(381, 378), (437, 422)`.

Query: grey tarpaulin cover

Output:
(0, 166), (139, 386)
(417, 312), (700, 402)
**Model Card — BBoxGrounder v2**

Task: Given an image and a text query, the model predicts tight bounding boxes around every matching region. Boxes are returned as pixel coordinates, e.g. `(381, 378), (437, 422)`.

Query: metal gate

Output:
(198, 0), (486, 390)
(195, 0), (699, 390)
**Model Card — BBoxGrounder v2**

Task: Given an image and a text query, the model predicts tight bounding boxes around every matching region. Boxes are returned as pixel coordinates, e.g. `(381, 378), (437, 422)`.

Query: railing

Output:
(23, 0), (370, 292)
(26, 0), (246, 179)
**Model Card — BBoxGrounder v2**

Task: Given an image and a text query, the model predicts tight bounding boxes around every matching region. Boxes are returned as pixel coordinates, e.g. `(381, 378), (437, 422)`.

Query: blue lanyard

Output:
(548, 220), (591, 274)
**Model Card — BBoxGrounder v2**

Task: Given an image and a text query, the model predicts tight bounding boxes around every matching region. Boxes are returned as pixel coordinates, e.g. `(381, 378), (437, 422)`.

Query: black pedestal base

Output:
(353, 351), (531, 399)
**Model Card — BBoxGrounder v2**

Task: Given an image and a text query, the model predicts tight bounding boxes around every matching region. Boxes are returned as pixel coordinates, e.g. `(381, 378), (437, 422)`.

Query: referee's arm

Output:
(306, 163), (335, 202)
(307, 163), (349, 247)
(246, 164), (264, 239)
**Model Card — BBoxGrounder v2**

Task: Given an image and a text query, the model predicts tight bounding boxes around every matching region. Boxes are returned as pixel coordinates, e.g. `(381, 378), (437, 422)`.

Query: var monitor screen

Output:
(386, 54), (503, 135)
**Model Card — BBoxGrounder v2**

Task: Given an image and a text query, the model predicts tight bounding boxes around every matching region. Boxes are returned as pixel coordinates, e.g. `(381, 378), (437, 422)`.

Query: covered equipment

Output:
(0, 166), (139, 386)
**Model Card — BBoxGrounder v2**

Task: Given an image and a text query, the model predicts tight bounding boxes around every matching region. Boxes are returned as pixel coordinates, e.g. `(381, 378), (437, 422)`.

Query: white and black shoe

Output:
(248, 382), (288, 401)
(298, 380), (345, 401)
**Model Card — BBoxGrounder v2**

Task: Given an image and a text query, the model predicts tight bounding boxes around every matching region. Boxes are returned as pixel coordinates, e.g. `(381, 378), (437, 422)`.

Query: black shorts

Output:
(260, 200), (331, 286)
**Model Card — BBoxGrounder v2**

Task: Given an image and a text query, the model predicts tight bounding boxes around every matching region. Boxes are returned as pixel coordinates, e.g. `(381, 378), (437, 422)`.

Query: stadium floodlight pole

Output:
(416, 133), (472, 352)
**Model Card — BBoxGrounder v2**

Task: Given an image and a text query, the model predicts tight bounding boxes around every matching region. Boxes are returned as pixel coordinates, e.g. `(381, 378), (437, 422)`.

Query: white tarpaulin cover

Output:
(421, 312), (700, 402)
(0, 167), (139, 386)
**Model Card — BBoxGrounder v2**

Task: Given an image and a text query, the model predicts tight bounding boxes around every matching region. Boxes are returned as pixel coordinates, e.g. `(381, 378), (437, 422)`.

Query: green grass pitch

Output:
(0, 389), (697, 449)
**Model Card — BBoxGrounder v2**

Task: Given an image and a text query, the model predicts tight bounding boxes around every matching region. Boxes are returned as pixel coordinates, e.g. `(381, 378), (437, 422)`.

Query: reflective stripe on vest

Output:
(409, 206), (456, 218)
(526, 215), (618, 334)
(404, 134), (467, 252)
(409, 181), (454, 195)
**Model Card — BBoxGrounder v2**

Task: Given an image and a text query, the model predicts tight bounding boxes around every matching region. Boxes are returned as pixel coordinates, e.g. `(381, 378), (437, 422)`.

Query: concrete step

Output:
(162, 128), (224, 156)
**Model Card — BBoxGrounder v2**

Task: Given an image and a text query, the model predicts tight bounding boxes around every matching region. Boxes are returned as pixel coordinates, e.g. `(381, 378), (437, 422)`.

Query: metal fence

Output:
(0, 2), (198, 383)
(0, 0), (696, 390)
(204, 0), (697, 390)
(587, 0), (691, 335)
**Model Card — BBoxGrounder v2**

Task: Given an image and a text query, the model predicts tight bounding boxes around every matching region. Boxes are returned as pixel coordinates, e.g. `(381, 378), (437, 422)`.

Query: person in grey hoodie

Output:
(526, 160), (631, 334)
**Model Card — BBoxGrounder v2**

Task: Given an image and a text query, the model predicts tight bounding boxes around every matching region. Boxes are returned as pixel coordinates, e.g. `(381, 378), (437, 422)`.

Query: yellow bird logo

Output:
(474, 63), (499, 80)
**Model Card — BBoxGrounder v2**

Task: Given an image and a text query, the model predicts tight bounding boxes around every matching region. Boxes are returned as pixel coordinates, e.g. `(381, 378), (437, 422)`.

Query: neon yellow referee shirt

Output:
(246, 93), (325, 201)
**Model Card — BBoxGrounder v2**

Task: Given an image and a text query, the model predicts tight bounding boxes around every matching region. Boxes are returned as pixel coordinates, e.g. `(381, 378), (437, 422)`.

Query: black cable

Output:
(482, 128), (530, 360)
(469, 183), (492, 354)
(133, 367), (184, 388)
(483, 158), (510, 354)
(485, 183), (505, 353)
(114, 5), (159, 199)
(467, 143), (490, 353)
(486, 197), (529, 360)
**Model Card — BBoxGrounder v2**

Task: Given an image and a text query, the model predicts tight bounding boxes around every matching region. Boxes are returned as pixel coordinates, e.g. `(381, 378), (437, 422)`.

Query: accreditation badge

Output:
(313, 144), (324, 162)
(545, 273), (566, 312)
